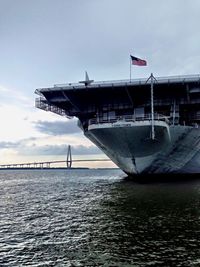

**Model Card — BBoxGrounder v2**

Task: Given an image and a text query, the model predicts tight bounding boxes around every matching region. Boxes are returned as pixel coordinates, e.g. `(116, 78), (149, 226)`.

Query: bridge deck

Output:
(0, 159), (111, 169)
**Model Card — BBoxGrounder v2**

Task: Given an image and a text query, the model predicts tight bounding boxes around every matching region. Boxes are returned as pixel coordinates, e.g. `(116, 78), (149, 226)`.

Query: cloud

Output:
(70, 145), (102, 155)
(0, 141), (19, 149)
(3, 143), (101, 156)
(31, 145), (102, 155)
(0, 104), (43, 142)
(0, 86), (10, 92)
(0, 137), (101, 156)
(19, 144), (101, 156)
(2, 0), (200, 87)
(0, 84), (32, 107)
(34, 119), (81, 135)
(0, 137), (37, 149)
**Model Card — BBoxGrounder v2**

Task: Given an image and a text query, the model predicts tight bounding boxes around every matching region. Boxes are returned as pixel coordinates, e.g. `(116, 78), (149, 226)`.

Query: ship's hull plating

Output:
(84, 121), (200, 175)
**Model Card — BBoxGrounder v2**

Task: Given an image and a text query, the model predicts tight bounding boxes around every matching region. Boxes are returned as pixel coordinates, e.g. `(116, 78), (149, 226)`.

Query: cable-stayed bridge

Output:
(0, 145), (111, 169)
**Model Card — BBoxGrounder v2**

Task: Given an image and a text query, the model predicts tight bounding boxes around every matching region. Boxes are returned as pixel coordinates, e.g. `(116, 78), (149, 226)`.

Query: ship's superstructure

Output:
(35, 74), (200, 175)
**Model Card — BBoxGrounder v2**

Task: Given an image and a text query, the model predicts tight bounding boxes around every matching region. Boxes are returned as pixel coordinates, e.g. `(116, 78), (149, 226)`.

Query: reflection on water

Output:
(0, 169), (200, 266)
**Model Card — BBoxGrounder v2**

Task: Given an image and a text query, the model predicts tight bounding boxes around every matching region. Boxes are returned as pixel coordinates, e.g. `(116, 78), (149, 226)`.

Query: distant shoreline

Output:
(0, 167), (119, 170)
(0, 167), (89, 170)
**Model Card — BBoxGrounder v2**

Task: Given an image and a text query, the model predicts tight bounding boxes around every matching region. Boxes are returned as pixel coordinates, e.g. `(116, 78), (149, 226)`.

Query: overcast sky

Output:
(0, 0), (200, 166)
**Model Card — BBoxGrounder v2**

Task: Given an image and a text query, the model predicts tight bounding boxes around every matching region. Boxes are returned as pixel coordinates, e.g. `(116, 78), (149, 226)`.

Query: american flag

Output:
(131, 55), (147, 66)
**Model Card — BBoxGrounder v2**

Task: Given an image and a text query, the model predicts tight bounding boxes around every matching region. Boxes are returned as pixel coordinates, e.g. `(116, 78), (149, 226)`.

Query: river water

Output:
(0, 169), (200, 266)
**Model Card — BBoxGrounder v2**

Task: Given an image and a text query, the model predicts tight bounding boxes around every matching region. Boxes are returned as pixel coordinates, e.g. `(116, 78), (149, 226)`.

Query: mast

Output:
(146, 73), (156, 140)
(150, 73), (155, 140)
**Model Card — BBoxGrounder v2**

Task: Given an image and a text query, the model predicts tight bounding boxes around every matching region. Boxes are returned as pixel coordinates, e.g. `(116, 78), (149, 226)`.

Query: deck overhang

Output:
(35, 74), (200, 120)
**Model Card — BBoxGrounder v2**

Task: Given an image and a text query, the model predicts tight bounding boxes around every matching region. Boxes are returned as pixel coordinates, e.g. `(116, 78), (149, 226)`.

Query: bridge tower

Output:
(66, 145), (72, 168)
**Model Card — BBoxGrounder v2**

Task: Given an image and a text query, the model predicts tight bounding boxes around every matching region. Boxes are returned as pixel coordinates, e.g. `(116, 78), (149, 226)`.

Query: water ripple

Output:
(0, 169), (200, 266)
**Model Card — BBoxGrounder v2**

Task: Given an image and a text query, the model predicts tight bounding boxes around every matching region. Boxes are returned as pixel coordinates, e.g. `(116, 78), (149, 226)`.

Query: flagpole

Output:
(130, 55), (132, 82)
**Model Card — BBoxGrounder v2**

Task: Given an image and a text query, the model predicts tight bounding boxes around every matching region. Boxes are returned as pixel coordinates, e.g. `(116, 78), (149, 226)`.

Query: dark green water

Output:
(0, 169), (200, 266)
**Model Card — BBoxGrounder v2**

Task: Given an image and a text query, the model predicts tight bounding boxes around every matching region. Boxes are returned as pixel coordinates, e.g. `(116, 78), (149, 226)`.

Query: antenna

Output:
(79, 71), (94, 86)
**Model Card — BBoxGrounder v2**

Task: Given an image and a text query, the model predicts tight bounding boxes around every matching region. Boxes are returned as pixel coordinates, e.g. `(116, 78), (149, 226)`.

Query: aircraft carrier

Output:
(35, 73), (200, 176)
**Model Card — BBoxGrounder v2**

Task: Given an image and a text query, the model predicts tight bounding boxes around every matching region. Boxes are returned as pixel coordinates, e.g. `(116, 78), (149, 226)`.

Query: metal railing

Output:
(52, 74), (200, 89)
(88, 113), (169, 126)
(35, 97), (72, 118)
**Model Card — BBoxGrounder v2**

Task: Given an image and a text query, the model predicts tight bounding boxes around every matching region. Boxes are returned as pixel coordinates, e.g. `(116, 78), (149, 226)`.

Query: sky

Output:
(0, 0), (200, 167)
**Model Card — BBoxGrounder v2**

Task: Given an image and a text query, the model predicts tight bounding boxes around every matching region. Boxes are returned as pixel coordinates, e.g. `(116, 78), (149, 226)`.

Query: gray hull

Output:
(85, 122), (200, 175)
